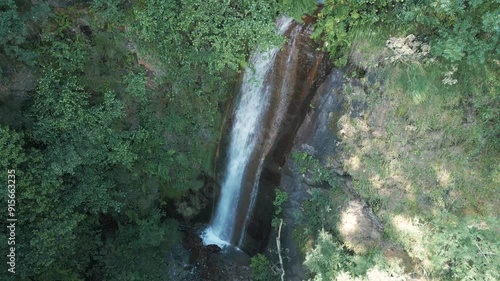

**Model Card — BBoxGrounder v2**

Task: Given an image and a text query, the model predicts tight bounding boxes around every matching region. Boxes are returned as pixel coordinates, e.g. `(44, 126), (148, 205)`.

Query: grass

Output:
(353, 51), (495, 209)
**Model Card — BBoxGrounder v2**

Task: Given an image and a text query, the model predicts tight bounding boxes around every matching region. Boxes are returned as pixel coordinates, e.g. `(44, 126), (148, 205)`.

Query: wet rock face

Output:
(182, 227), (222, 280)
(236, 20), (332, 254)
(174, 179), (215, 223)
(273, 69), (345, 281)
(271, 70), (387, 279)
(166, 243), (201, 281)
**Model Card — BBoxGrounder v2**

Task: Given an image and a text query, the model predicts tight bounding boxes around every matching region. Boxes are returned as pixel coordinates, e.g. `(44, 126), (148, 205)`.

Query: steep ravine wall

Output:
(266, 69), (409, 280)
(235, 20), (332, 254)
(265, 69), (346, 280)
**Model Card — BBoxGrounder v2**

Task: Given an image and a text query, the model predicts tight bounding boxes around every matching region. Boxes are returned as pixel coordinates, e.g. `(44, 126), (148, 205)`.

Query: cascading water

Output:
(201, 17), (293, 248)
(200, 14), (331, 253)
(237, 25), (303, 248)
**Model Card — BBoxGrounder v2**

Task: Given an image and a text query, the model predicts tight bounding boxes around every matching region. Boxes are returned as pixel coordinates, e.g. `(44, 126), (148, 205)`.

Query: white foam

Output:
(200, 227), (231, 248)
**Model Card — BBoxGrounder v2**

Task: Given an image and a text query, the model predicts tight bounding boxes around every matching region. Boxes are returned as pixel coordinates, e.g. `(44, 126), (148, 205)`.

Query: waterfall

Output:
(201, 17), (293, 248)
(201, 15), (329, 252)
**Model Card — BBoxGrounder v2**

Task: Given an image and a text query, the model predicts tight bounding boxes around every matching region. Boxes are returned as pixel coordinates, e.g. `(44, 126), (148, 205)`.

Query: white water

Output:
(202, 17), (293, 248)
(237, 23), (301, 248)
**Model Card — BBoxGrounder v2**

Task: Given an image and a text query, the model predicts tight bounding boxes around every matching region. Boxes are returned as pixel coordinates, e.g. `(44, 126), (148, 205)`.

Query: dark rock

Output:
(272, 69), (345, 281)
(79, 25), (92, 38)
(166, 243), (200, 281)
(174, 177), (215, 223)
(205, 244), (221, 254)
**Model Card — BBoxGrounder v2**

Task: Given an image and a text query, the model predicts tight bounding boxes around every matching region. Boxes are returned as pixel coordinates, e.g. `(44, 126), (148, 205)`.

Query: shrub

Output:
(250, 254), (277, 281)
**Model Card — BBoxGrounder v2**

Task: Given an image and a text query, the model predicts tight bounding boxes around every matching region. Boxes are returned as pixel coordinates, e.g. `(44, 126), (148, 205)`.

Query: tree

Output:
(0, 0), (49, 67)
(399, 0), (500, 65)
(250, 254), (276, 281)
(0, 125), (26, 171)
(312, 0), (393, 66)
(130, 0), (286, 191)
(99, 209), (180, 281)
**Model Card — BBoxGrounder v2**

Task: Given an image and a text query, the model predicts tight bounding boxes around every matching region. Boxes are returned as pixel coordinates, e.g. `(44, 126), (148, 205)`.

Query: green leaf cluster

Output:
(304, 230), (350, 280)
(281, 0), (317, 22)
(0, 0), (49, 66)
(250, 253), (277, 281)
(132, 0), (283, 82)
(428, 215), (500, 280)
(400, 0), (499, 64)
(272, 189), (288, 228)
(314, 0), (499, 66)
(312, 0), (394, 66)
(2, 12), (181, 279)
(0, 125), (26, 171)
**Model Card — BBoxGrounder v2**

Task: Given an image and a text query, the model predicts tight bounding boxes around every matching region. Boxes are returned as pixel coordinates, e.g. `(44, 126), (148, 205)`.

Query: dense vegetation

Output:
(0, 0), (291, 280)
(1, 0), (498, 280)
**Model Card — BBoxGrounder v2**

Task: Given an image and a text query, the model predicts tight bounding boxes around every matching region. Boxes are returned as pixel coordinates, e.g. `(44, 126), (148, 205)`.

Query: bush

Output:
(250, 254), (277, 281)
(427, 215), (500, 280)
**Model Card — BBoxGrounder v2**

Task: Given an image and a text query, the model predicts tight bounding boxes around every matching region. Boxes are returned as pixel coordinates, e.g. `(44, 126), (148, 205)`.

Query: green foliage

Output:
(0, 125), (26, 171)
(308, 1), (499, 280)
(303, 189), (341, 235)
(292, 152), (347, 234)
(427, 215), (500, 280)
(273, 189), (288, 216)
(281, 0), (317, 22)
(0, 0), (49, 65)
(293, 152), (326, 182)
(458, 63), (500, 156)
(90, 0), (126, 30)
(129, 0), (287, 192)
(18, 44), (131, 277)
(272, 189), (288, 228)
(12, 16), (183, 278)
(250, 254), (277, 281)
(132, 0), (283, 83)
(100, 209), (180, 281)
(0, 0), (25, 53)
(313, 0), (394, 66)
(399, 0), (499, 64)
(292, 151), (340, 186)
(121, 70), (209, 192)
(315, 0), (499, 66)
(304, 230), (350, 280)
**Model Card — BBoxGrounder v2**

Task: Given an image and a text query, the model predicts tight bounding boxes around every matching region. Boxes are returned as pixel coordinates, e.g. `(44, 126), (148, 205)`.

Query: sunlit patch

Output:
(391, 215), (430, 262)
(370, 174), (383, 189)
(340, 208), (359, 236)
(354, 118), (370, 133)
(435, 166), (452, 187)
(392, 215), (421, 236)
(339, 115), (356, 138)
(347, 155), (361, 171)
